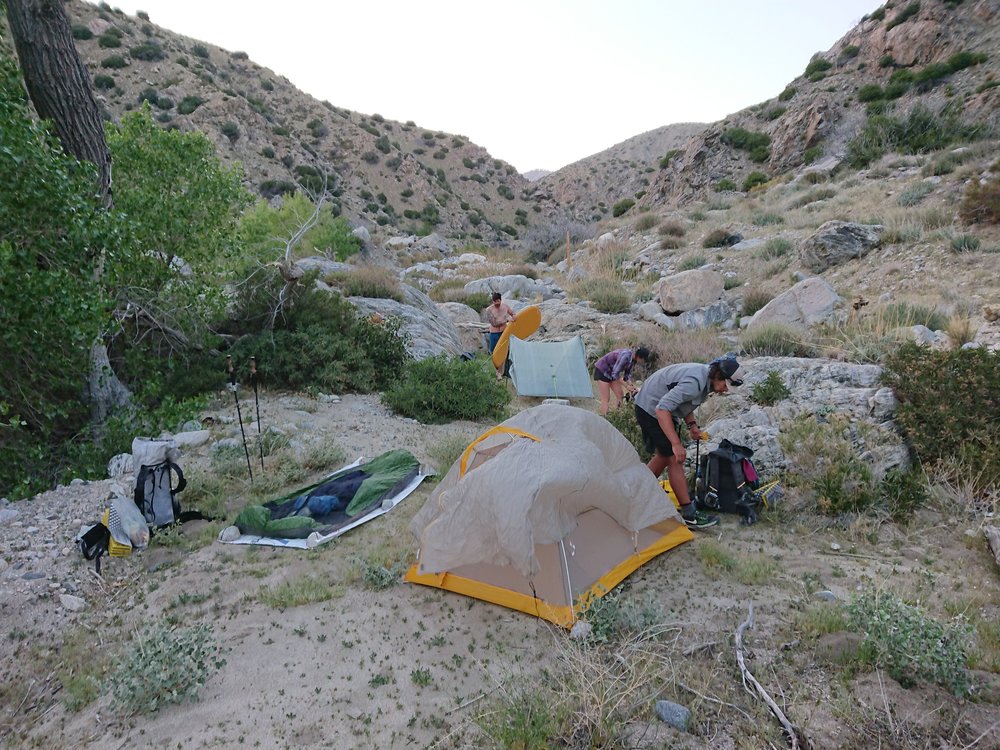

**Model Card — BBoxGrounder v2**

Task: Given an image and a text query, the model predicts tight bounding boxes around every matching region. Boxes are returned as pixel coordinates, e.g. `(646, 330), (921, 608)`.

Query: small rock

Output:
(60, 594), (87, 612)
(0, 508), (19, 525)
(815, 590), (838, 602)
(569, 621), (593, 640)
(654, 700), (691, 732)
(22, 571), (47, 580)
(830, 542), (842, 551)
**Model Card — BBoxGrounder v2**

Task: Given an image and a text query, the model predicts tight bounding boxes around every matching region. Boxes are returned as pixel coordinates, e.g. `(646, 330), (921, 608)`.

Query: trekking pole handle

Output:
(226, 355), (237, 389)
(250, 356), (257, 377)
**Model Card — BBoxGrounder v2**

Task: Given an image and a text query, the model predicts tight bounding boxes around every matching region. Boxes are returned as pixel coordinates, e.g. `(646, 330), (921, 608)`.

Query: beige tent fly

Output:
(405, 404), (693, 626)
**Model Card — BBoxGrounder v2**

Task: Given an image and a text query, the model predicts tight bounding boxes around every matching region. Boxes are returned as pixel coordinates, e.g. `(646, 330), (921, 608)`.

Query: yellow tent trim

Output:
(404, 519), (693, 627)
(458, 425), (540, 477)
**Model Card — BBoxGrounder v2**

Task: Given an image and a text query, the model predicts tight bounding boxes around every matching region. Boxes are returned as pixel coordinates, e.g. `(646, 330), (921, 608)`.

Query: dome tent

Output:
(405, 404), (693, 626)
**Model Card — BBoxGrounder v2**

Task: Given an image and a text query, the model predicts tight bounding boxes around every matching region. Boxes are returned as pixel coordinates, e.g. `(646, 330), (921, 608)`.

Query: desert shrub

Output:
(846, 103), (984, 168)
(959, 173), (1000, 224)
(886, 2), (921, 31)
(658, 220), (686, 237)
(802, 146), (823, 165)
(896, 181), (935, 206)
(756, 237), (792, 260)
(634, 213), (658, 232)
(383, 356), (510, 424)
(573, 277), (631, 313)
(752, 212), (784, 226)
(750, 370), (790, 405)
(701, 228), (730, 248)
(191, 43), (210, 58)
(715, 178), (737, 192)
(100, 54), (128, 68)
(130, 41), (165, 61)
(950, 233), (981, 252)
(883, 343), (999, 493)
(741, 323), (814, 357)
(220, 121), (239, 143)
(722, 127), (771, 162)
(740, 288), (774, 317)
(177, 95), (205, 115)
(658, 148), (681, 169)
(258, 180), (297, 199)
(764, 106), (786, 121)
(743, 171), (769, 191)
(778, 86), (796, 101)
(226, 288), (409, 394)
(72, 24), (93, 39)
(98, 31), (122, 48)
(804, 57), (833, 80)
(849, 587), (972, 695)
(879, 466), (929, 521)
(788, 186), (836, 209)
(677, 254), (706, 270)
(857, 84), (885, 102)
(324, 267), (402, 301)
(93, 74), (115, 89)
(106, 620), (226, 714)
(612, 198), (635, 217)
(840, 44), (860, 60)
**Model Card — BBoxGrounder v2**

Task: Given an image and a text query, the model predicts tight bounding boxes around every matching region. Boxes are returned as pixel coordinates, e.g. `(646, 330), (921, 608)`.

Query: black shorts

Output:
(634, 404), (681, 458)
(593, 368), (614, 383)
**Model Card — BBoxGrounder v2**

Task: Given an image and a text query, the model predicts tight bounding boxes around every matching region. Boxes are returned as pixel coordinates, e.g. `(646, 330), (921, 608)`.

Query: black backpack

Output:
(134, 460), (187, 528)
(696, 439), (762, 524)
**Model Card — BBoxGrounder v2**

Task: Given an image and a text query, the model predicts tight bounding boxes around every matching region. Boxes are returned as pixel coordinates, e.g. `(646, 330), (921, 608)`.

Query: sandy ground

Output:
(2, 389), (999, 750)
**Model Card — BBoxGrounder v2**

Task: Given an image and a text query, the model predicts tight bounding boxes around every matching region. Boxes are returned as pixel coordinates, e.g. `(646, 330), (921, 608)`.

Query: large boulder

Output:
(748, 277), (841, 330)
(347, 284), (464, 360)
(657, 269), (724, 313)
(438, 301), (487, 353)
(799, 221), (883, 272)
(464, 274), (559, 301)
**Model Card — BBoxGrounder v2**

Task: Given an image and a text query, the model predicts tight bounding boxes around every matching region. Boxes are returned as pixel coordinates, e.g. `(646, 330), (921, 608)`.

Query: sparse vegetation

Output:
(383, 356), (510, 424)
(750, 370), (791, 405)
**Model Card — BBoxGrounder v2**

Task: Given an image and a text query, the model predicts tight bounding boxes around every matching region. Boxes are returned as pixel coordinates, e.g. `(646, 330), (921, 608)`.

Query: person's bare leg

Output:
(647, 451), (670, 478)
(609, 380), (625, 410)
(597, 381), (611, 415)
(665, 453), (691, 506)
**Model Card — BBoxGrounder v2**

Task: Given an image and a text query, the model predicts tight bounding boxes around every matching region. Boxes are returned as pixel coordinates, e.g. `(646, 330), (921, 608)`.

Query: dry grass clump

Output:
(647, 329), (726, 367)
(584, 241), (640, 282)
(634, 213), (659, 232)
(787, 186), (836, 210)
(324, 266), (403, 301)
(740, 288), (774, 317)
(741, 323), (814, 358)
(658, 220), (687, 237)
(816, 302), (947, 363)
(571, 277), (631, 314)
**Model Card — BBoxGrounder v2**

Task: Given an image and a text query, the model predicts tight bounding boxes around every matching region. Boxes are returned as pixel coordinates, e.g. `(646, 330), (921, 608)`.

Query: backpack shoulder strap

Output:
(167, 461), (186, 494)
(79, 523), (110, 575)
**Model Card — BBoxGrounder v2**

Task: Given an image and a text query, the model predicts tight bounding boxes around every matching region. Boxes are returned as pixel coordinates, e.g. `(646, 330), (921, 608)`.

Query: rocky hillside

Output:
(58, 0), (553, 245)
(644, 0), (1000, 207)
(535, 123), (705, 221)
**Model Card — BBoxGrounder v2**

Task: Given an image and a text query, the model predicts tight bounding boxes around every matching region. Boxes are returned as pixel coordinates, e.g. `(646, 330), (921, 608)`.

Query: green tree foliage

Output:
(237, 193), (361, 268)
(0, 42), (111, 496)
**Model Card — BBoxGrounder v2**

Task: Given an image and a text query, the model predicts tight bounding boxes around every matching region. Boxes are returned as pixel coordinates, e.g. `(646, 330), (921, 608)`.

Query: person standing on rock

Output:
(634, 355), (745, 530)
(593, 346), (650, 415)
(483, 292), (517, 380)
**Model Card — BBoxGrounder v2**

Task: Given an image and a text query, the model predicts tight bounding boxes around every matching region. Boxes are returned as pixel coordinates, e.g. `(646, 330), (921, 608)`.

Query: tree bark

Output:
(5, 0), (112, 208)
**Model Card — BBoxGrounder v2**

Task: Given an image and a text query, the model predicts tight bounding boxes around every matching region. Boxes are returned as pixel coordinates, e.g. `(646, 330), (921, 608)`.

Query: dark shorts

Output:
(593, 368), (614, 383)
(487, 331), (502, 354)
(634, 405), (681, 458)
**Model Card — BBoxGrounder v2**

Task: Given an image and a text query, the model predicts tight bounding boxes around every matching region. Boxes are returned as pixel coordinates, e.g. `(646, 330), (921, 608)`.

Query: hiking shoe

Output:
(681, 505), (719, 530)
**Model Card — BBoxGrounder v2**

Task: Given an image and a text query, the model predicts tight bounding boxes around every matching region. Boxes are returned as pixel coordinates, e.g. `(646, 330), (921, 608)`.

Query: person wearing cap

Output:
(483, 292), (517, 380)
(593, 346), (651, 415)
(634, 356), (745, 529)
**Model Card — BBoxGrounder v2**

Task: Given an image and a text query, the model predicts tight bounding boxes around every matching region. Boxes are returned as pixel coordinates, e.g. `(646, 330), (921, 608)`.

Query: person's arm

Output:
(609, 351), (630, 382)
(507, 304), (517, 324)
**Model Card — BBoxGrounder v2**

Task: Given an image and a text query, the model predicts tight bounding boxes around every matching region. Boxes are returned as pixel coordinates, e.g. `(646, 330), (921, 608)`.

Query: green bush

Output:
(879, 466), (928, 522)
(846, 103), (984, 168)
(93, 74), (115, 90)
(802, 146), (823, 165)
(678, 254), (706, 270)
(98, 32), (122, 48)
(612, 198), (635, 217)
(879, 54), (896, 68)
(715, 178), (737, 192)
(658, 148), (681, 169)
(751, 212), (784, 226)
(857, 84), (885, 102)
(896, 181), (935, 206)
(950, 233), (981, 252)
(177, 95), (205, 115)
(191, 43), (210, 58)
(849, 586), (972, 695)
(604, 405), (650, 462)
(804, 58), (833, 79)
(634, 213), (658, 231)
(383, 356), (510, 424)
(220, 121), (239, 143)
(778, 87), (796, 101)
(722, 127), (771, 163)
(100, 54), (128, 68)
(743, 171), (769, 191)
(701, 229), (730, 248)
(130, 42), (165, 61)
(574, 277), (631, 313)
(750, 370), (791, 405)
(106, 620), (227, 714)
(883, 343), (999, 493)
(226, 288), (409, 395)
(72, 24), (93, 39)
(756, 237), (792, 260)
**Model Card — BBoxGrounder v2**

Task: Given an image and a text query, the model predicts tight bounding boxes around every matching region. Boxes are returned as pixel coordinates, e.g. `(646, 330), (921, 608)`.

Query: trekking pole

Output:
(694, 436), (703, 504)
(227, 355), (254, 483)
(250, 356), (264, 472)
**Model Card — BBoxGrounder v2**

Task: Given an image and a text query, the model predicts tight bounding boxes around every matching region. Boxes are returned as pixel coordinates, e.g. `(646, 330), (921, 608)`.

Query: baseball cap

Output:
(713, 356), (744, 387)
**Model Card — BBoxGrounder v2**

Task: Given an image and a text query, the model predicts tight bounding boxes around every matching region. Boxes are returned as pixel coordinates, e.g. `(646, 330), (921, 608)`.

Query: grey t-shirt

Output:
(634, 363), (710, 420)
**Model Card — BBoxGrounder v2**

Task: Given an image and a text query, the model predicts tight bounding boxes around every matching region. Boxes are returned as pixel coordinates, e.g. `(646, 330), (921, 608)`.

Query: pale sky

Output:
(93, 1), (883, 172)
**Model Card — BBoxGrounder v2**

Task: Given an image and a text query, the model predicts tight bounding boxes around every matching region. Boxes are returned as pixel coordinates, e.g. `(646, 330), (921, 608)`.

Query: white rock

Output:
(60, 594), (87, 612)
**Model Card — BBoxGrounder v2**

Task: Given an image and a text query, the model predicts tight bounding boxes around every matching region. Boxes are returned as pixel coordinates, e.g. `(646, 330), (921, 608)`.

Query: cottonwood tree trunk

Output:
(5, 0), (112, 208)
(6, 0), (129, 427)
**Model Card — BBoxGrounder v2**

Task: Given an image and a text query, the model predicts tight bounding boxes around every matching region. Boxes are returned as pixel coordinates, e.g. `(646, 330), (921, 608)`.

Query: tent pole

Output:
(558, 540), (575, 622)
